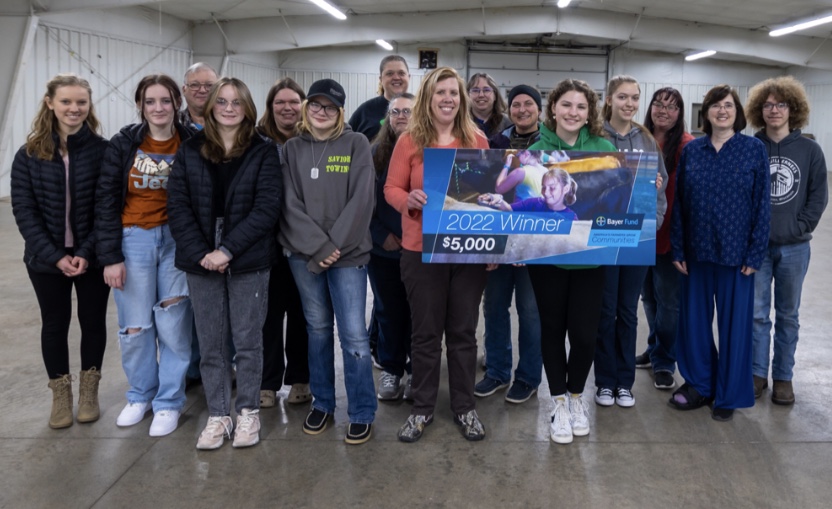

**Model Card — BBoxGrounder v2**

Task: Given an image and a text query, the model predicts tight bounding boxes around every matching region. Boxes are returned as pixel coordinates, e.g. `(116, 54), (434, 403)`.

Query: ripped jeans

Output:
(288, 255), (377, 424)
(115, 225), (193, 413)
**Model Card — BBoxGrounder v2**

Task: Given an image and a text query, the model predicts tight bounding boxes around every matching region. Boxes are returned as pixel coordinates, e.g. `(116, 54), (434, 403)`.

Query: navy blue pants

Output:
(677, 261), (755, 409)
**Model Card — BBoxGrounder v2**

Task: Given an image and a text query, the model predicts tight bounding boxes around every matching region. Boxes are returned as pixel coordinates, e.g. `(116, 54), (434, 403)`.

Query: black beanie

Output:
(507, 84), (542, 111)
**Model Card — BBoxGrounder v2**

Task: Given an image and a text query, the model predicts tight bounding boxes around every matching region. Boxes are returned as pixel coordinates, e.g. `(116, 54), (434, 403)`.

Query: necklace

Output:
(310, 138), (329, 179)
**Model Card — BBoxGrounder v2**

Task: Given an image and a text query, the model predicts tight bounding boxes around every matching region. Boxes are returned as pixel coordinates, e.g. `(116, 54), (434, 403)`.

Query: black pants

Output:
(368, 253), (412, 377)
(400, 250), (487, 416)
(261, 255), (310, 391)
(527, 265), (605, 396)
(27, 265), (110, 379)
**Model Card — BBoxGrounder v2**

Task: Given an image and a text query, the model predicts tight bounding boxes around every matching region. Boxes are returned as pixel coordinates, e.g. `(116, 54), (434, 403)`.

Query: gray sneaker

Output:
(454, 410), (486, 441)
(398, 414), (433, 443)
(377, 371), (403, 401)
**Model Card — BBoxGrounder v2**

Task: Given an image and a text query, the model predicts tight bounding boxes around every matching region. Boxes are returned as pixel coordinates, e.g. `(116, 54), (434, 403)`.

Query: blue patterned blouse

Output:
(671, 132), (770, 269)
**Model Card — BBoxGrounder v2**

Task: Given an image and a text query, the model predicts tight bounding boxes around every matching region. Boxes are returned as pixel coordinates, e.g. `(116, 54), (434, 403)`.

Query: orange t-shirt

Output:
(122, 132), (181, 228)
(384, 131), (489, 252)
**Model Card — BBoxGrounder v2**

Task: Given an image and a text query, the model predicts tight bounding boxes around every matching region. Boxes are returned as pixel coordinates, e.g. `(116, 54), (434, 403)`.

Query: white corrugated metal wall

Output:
(3, 18), (832, 197)
(1, 22), (192, 196)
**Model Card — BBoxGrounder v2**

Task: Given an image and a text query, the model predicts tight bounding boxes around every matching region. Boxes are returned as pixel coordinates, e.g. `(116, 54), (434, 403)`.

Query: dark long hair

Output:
(371, 93), (415, 175)
(644, 87), (687, 173)
(257, 77), (306, 144)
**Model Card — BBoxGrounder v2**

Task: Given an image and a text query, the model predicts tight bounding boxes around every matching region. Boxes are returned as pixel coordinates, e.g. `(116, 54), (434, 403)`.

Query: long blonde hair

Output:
(201, 78), (258, 163)
(409, 66), (480, 153)
(602, 75), (657, 146)
(296, 100), (346, 140)
(26, 73), (101, 160)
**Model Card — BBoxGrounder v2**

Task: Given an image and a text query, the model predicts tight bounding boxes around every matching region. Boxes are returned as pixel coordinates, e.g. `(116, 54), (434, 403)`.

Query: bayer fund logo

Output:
(595, 216), (607, 227)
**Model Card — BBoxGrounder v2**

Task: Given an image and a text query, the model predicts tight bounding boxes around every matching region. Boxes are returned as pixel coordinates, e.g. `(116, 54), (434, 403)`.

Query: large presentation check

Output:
(421, 148), (659, 265)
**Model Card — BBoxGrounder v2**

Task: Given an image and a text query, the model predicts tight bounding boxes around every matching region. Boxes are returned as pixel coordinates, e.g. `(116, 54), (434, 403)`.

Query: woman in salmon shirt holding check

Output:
(384, 66), (491, 443)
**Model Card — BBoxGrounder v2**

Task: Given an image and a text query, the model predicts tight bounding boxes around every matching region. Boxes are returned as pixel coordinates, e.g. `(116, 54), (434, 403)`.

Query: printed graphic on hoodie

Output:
(122, 133), (180, 228)
(769, 155), (800, 206)
(326, 154), (351, 173)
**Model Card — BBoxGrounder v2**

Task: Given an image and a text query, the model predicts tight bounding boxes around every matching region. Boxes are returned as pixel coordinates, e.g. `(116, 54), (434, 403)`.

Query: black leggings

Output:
(27, 266), (110, 378)
(527, 265), (605, 396)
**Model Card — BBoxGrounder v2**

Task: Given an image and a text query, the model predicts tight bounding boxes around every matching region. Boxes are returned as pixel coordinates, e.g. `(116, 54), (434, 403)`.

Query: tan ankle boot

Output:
(48, 375), (74, 429)
(77, 367), (102, 423)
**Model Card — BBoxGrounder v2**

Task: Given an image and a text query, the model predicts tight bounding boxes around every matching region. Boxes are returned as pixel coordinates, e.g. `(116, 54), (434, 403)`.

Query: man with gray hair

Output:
(179, 62), (218, 129)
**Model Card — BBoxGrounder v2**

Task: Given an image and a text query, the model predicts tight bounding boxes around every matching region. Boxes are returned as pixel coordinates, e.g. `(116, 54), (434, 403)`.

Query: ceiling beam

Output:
(187, 6), (832, 70)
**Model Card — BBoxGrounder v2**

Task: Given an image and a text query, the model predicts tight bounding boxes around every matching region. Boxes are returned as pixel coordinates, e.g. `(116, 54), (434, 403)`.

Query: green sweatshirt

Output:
(529, 123), (616, 269)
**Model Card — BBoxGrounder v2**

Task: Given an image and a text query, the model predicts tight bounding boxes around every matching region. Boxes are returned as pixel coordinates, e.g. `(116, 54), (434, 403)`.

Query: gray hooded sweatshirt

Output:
(755, 129), (828, 245)
(603, 121), (669, 229)
(279, 124), (375, 274)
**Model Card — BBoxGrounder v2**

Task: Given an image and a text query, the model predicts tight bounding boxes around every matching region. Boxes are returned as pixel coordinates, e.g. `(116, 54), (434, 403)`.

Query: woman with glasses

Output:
(97, 74), (196, 437)
(637, 87), (695, 390)
(255, 78), (311, 408)
(11, 73), (110, 429)
(592, 75), (668, 410)
(167, 77), (282, 449)
(370, 93), (415, 402)
(669, 84), (770, 422)
(385, 67), (492, 443)
(467, 73), (510, 137)
(279, 79), (377, 445)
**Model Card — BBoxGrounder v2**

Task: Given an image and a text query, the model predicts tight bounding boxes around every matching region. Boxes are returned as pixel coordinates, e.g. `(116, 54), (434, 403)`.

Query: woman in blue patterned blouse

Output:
(669, 85), (770, 422)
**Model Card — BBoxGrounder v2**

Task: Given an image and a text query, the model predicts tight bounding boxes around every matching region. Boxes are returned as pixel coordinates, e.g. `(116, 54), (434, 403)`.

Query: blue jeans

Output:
(288, 257), (377, 424)
(641, 253), (681, 374)
(367, 254), (411, 377)
(483, 265), (541, 386)
(114, 225), (193, 413)
(187, 270), (269, 416)
(752, 242), (811, 381)
(594, 265), (649, 389)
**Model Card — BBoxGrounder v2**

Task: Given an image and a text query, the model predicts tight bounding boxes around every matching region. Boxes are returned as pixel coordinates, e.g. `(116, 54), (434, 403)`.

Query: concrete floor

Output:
(0, 196), (831, 509)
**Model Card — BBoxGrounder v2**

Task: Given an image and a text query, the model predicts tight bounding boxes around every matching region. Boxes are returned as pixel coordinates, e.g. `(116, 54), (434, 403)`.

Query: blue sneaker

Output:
(505, 380), (537, 404)
(474, 376), (509, 397)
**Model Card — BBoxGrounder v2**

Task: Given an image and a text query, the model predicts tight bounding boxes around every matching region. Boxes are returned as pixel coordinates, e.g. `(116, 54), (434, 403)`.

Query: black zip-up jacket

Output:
(11, 124), (108, 274)
(95, 122), (196, 266)
(167, 131), (282, 275)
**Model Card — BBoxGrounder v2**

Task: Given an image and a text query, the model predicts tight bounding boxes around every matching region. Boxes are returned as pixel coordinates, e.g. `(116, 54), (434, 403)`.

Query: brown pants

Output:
(400, 250), (487, 416)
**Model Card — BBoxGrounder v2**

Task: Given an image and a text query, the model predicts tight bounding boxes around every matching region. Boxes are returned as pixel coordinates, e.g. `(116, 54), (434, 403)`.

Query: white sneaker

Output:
(615, 387), (636, 408)
(196, 416), (233, 450)
(569, 393), (590, 437)
(149, 410), (180, 437)
(550, 395), (573, 444)
(232, 409), (261, 448)
(116, 401), (151, 427)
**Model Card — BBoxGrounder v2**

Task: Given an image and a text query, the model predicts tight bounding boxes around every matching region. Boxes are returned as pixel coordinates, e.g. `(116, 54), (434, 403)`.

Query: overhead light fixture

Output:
(557, 0), (572, 7)
(685, 50), (716, 61)
(376, 39), (393, 51)
(308, 0), (347, 20)
(770, 13), (832, 37)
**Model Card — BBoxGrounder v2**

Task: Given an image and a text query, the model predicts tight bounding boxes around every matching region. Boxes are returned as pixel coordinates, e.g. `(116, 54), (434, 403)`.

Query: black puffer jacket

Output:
(95, 122), (196, 266)
(11, 124), (108, 273)
(167, 131), (282, 275)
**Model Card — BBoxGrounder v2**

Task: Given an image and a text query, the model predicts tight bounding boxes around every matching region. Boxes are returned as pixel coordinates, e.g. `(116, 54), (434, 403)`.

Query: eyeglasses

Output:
(186, 82), (214, 91)
(215, 97), (242, 109)
(652, 101), (679, 112)
(274, 100), (301, 108)
(389, 108), (412, 118)
(469, 87), (494, 96)
(763, 102), (789, 111)
(709, 102), (735, 111)
(308, 101), (339, 116)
